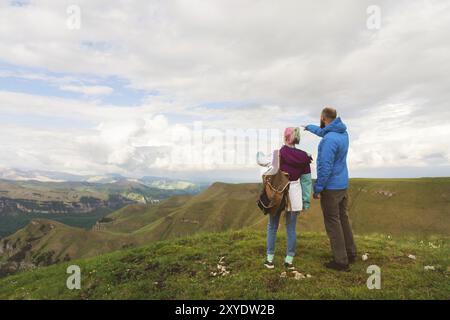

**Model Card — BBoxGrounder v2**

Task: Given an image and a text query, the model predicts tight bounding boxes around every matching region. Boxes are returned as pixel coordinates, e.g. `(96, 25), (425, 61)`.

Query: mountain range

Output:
(0, 168), (201, 189)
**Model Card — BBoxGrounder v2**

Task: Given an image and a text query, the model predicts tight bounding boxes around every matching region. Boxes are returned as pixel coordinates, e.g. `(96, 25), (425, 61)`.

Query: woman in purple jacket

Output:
(257, 127), (312, 270)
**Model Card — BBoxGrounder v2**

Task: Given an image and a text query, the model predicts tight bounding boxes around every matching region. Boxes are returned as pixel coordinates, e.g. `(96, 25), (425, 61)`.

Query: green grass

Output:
(1, 229), (448, 300)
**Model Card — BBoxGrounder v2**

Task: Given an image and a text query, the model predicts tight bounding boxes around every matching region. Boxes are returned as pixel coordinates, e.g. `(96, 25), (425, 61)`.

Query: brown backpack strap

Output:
(285, 186), (291, 212)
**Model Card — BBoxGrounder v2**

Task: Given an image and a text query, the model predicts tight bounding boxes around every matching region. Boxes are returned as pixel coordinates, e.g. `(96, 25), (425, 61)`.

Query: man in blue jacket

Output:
(305, 107), (357, 271)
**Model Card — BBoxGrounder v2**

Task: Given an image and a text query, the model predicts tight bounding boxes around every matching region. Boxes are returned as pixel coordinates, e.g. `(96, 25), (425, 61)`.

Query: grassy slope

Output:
(1, 178), (449, 277)
(108, 178), (450, 239)
(106, 195), (192, 233)
(130, 183), (264, 241)
(0, 219), (133, 265)
(347, 178), (450, 237)
(0, 229), (448, 300)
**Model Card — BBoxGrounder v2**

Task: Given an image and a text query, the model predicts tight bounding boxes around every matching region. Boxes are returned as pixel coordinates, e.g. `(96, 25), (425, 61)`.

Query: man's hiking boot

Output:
(284, 262), (296, 271)
(324, 260), (350, 272)
(264, 261), (275, 269)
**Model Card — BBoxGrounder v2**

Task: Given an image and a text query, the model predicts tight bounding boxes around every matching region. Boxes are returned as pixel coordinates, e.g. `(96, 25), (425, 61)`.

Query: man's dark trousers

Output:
(320, 189), (357, 265)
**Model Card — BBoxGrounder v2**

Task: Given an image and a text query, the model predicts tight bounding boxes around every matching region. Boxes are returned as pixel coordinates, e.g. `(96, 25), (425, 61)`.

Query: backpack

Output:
(257, 168), (291, 216)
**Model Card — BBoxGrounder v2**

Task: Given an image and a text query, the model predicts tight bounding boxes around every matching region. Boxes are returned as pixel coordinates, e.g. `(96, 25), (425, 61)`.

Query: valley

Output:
(0, 176), (205, 238)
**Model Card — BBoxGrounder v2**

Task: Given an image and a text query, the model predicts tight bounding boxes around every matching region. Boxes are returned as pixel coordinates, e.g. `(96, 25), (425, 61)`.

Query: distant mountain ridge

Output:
(0, 168), (200, 190)
(0, 168), (86, 183)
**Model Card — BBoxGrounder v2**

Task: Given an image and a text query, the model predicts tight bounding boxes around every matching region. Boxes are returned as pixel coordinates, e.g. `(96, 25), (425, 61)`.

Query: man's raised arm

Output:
(304, 124), (326, 137)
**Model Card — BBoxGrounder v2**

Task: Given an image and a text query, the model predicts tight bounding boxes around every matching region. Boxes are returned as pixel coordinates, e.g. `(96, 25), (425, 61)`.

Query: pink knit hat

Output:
(284, 127), (301, 145)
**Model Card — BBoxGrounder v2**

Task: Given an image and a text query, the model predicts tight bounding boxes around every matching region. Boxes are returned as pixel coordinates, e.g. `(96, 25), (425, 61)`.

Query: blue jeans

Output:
(266, 211), (299, 257)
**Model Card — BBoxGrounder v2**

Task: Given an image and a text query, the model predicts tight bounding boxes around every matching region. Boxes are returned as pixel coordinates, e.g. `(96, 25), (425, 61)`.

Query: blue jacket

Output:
(306, 117), (349, 193)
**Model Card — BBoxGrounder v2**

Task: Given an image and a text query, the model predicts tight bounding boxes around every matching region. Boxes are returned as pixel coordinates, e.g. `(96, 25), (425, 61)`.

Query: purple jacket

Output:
(279, 145), (312, 181)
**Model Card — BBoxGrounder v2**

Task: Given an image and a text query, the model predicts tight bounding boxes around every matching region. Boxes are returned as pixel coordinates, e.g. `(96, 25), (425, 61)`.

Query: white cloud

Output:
(59, 84), (113, 95)
(0, 0), (449, 179)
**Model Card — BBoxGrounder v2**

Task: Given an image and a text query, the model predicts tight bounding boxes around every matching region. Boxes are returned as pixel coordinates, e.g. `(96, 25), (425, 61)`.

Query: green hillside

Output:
(108, 178), (450, 238)
(0, 219), (133, 277)
(1, 178), (449, 277)
(346, 178), (450, 236)
(107, 195), (192, 233)
(0, 229), (448, 300)
(130, 182), (264, 241)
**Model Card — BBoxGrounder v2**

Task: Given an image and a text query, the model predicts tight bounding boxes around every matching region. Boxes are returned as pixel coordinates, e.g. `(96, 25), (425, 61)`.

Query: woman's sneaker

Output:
(264, 261), (275, 269)
(284, 262), (296, 271)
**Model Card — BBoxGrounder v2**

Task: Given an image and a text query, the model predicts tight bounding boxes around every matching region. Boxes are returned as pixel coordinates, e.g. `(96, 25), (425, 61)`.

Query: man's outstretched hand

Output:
(313, 193), (321, 199)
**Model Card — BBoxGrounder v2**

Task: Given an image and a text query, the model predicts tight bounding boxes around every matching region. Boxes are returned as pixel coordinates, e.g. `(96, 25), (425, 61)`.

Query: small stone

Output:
(306, 274), (312, 278)
(362, 253), (369, 261)
(294, 272), (305, 280)
(424, 265), (435, 271)
(407, 254), (416, 260)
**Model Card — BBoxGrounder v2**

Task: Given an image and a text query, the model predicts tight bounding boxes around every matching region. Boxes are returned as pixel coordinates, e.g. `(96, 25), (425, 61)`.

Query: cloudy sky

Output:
(0, 0), (449, 182)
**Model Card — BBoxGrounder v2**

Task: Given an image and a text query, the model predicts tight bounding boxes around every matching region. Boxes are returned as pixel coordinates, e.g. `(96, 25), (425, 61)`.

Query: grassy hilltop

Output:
(0, 178), (449, 299)
(0, 229), (448, 300)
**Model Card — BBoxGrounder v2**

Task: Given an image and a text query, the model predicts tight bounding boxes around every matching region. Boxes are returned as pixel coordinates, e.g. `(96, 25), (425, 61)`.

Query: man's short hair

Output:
(321, 107), (337, 120)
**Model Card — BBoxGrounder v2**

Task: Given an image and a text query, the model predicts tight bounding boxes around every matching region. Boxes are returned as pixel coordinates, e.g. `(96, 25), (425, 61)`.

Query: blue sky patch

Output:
(0, 61), (153, 106)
